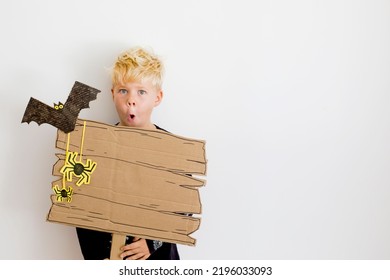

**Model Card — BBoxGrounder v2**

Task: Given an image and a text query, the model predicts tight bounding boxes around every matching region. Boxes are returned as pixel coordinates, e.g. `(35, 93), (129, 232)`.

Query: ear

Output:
(111, 88), (115, 100)
(154, 90), (163, 107)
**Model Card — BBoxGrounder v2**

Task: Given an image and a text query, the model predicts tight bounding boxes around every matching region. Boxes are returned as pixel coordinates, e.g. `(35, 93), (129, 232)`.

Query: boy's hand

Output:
(120, 237), (151, 260)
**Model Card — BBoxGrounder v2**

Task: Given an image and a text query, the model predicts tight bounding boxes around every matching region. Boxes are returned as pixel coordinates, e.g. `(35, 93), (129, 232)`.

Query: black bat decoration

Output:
(21, 81), (100, 133)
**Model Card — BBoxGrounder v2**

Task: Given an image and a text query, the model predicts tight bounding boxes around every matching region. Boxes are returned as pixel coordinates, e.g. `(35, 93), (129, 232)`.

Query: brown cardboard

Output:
(110, 234), (127, 260)
(47, 119), (207, 247)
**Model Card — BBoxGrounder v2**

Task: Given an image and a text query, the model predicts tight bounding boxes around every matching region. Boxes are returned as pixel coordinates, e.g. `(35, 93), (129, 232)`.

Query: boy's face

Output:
(111, 80), (163, 129)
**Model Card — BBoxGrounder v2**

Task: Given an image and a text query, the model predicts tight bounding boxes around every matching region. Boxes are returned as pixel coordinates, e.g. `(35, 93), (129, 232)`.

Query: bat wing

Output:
(64, 81), (100, 118)
(21, 97), (69, 129)
(21, 81), (100, 133)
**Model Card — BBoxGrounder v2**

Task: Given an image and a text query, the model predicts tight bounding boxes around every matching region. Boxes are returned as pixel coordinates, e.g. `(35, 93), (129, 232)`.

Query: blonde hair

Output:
(111, 47), (164, 89)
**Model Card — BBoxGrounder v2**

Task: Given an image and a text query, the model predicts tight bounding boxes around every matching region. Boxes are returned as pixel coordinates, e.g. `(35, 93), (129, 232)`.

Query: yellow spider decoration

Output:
(60, 151), (97, 186)
(53, 185), (73, 202)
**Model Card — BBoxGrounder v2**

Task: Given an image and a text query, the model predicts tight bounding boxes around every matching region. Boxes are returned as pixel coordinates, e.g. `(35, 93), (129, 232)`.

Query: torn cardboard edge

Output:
(55, 119), (207, 175)
(47, 118), (207, 247)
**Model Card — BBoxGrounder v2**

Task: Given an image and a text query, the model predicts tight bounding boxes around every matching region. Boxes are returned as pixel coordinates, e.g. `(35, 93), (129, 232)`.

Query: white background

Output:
(1, 0), (390, 260)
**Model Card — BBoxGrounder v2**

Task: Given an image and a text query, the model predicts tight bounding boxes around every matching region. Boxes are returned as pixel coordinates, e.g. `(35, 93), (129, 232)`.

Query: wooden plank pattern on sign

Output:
(55, 119), (207, 175)
(47, 119), (207, 246)
(47, 195), (200, 245)
(52, 154), (204, 213)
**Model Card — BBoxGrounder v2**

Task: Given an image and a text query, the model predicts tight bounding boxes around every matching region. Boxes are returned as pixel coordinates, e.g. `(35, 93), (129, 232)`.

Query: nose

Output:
(126, 93), (136, 106)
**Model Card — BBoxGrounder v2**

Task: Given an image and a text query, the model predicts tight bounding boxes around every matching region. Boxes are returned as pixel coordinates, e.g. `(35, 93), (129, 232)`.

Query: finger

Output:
(121, 238), (145, 250)
(121, 243), (139, 250)
(125, 253), (146, 260)
(120, 248), (140, 259)
(140, 254), (150, 260)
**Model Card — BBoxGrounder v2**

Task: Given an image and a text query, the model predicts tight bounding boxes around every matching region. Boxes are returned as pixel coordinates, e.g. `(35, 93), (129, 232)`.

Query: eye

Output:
(138, 90), (147, 95)
(118, 89), (128, 94)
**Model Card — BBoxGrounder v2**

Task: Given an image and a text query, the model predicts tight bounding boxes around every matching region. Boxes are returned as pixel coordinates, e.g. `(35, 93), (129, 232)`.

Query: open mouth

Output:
(128, 113), (136, 121)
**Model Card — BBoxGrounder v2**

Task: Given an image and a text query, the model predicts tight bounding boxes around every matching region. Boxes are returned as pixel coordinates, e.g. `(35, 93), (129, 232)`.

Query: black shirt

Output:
(76, 228), (179, 260)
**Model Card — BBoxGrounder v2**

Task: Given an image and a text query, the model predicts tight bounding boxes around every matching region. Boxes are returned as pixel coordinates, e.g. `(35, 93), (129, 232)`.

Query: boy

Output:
(76, 47), (180, 260)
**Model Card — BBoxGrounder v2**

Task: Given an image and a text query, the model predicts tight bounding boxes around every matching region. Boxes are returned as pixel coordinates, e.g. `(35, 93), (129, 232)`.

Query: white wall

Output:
(1, 0), (390, 259)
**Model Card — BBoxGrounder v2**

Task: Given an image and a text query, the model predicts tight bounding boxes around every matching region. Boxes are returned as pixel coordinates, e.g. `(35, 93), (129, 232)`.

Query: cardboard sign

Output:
(47, 119), (207, 247)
